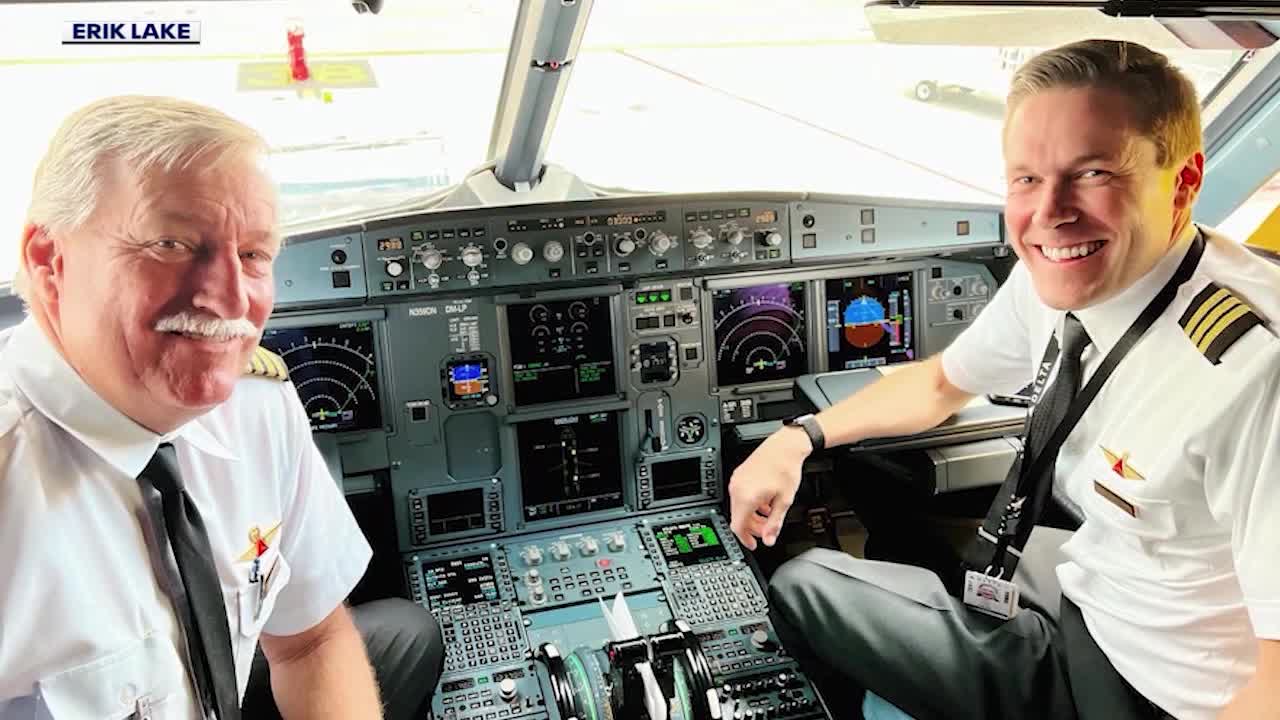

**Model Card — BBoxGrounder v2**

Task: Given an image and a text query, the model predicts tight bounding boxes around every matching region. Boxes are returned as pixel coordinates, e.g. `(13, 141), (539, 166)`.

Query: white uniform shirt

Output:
(0, 317), (372, 719)
(943, 227), (1280, 719)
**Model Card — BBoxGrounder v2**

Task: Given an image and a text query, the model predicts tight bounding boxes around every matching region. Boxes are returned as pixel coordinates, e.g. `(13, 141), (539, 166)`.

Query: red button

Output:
(596, 558), (611, 569)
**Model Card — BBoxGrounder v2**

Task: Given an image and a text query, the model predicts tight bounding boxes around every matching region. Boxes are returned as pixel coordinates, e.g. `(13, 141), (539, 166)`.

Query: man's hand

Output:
(260, 603), (382, 719)
(729, 424), (815, 550)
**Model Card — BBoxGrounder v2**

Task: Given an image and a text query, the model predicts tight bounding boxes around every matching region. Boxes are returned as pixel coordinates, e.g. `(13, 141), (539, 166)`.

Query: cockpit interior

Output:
(3, 1), (1279, 718)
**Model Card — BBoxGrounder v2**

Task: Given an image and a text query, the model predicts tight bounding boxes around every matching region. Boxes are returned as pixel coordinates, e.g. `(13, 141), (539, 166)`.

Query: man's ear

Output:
(21, 223), (62, 303)
(1173, 151), (1206, 210)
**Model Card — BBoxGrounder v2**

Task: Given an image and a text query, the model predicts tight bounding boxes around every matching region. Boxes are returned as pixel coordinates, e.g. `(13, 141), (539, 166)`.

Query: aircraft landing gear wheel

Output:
(915, 80), (938, 102)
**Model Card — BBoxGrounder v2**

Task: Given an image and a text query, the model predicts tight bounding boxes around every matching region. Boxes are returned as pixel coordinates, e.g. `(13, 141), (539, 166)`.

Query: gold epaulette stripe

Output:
(1178, 282), (1263, 365)
(244, 346), (289, 380)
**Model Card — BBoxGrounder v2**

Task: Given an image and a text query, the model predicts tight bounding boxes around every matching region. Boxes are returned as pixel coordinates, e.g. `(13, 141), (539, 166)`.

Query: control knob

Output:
(579, 536), (599, 556)
(511, 242), (535, 266)
(525, 568), (542, 585)
(606, 531), (626, 552)
(420, 249), (444, 271)
(530, 585), (546, 604)
(972, 280), (990, 296)
(689, 229), (714, 250)
(466, 270), (481, 285)
(521, 546), (544, 566)
(385, 259), (405, 278)
(550, 541), (571, 561)
(615, 237), (637, 256)
(460, 245), (484, 268)
(751, 629), (777, 652)
(499, 679), (519, 702)
(543, 241), (565, 263)
(724, 229), (745, 246)
(759, 231), (783, 248)
(648, 231), (673, 256)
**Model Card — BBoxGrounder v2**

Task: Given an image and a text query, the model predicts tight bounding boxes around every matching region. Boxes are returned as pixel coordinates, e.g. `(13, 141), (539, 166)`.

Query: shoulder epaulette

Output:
(1178, 282), (1263, 365)
(244, 346), (289, 381)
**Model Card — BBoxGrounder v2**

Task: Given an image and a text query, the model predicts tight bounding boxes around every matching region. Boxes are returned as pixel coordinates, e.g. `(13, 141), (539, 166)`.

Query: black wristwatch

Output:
(784, 413), (825, 452)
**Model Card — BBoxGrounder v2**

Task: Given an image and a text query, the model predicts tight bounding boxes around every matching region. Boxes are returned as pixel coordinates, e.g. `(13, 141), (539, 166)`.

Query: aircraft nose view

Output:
(2, 2), (1279, 720)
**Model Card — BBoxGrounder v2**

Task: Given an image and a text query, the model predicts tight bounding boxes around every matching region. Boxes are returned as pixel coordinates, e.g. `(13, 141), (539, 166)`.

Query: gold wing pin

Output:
(1100, 446), (1145, 481)
(237, 522), (283, 562)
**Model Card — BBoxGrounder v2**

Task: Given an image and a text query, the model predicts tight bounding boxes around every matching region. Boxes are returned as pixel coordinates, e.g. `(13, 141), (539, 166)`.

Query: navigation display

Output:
(259, 321), (381, 433)
(421, 553), (498, 610)
(825, 272), (915, 370)
(712, 282), (808, 387)
(518, 411), (624, 521)
(507, 297), (616, 406)
(653, 519), (729, 568)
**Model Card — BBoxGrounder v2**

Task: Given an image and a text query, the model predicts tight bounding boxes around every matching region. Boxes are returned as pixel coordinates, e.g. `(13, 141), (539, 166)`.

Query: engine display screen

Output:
(507, 297), (616, 407)
(825, 272), (915, 370)
(518, 411), (624, 521)
(421, 553), (498, 610)
(712, 282), (808, 387)
(426, 488), (485, 536)
(653, 519), (729, 568)
(259, 321), (381, 433)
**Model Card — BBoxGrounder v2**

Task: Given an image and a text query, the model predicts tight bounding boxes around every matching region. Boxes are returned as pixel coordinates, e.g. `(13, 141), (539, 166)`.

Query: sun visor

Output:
(864, 2), (1280, 50)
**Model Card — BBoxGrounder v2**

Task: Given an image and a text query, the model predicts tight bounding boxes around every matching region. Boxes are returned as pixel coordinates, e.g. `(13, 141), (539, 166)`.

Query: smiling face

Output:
(1003, 86), (1203, 310)
(25, 152), (280, 433)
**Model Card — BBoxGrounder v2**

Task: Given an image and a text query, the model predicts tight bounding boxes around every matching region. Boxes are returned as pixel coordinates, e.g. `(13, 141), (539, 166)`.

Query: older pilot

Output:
(0, 95), (441, 719)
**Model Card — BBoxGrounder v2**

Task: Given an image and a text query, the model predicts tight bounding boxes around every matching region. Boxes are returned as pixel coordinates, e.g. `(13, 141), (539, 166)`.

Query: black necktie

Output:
(964, 314), (1092, 579)
(138, 443), (242, 720)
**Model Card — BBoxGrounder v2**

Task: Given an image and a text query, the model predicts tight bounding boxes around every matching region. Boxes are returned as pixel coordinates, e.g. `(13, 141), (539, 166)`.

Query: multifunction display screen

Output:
(421, 553), (498, 610)
(653, 519), (730, 568)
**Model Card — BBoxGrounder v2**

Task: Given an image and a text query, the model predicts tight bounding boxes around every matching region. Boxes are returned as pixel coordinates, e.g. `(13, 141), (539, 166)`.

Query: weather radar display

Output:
(259, 321), (382, 433)
(712, 282), (808, 387)
(825, 272), (915, 370)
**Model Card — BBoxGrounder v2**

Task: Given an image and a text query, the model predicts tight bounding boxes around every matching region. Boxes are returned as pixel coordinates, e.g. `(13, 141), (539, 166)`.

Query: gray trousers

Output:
(770, 528), (1162, 720)
(241, 598), (444, 720)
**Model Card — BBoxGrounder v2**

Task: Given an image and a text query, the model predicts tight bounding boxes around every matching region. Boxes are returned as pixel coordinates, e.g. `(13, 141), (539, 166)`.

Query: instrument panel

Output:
(267, 192), (1005, 720)
(268, 192), (1001, 553)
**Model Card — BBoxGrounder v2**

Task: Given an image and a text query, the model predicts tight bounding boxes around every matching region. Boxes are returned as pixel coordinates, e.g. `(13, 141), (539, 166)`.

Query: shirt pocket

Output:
(228, 549), (292, 697)
(1084, 477), (1178, 544)
(37, 634), (187, 719)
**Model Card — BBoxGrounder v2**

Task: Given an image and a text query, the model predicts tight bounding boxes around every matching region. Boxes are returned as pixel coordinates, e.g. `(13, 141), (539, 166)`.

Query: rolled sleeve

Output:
(941, 262), (1035, 396)
(263, 383), (372, 637)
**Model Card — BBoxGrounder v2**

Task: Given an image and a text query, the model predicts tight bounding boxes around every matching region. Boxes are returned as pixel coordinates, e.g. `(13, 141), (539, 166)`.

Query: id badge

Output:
(963, 570), (1020, 620)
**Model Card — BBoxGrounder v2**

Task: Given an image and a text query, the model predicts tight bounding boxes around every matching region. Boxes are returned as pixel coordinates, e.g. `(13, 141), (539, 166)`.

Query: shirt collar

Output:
(1073, 225), (1201, 356)
(5, 317), (237, 478)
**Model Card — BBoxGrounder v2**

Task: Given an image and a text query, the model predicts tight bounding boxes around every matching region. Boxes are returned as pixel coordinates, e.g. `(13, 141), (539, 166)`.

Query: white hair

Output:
(15, 95), (269, 301)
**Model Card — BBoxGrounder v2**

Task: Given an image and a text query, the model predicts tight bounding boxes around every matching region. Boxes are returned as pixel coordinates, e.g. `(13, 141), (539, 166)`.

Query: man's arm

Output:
(1218, 640), (1280, 720)
(728, 354), (974, 549)
(260, 603), (382, 720)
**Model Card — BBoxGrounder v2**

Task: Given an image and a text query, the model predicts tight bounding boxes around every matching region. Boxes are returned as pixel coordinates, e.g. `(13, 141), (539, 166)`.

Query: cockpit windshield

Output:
(0, 1), (1253, 286)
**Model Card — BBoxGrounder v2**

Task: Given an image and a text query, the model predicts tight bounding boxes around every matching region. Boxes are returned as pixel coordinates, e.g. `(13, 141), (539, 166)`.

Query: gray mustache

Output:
(154, 311), (258, 340)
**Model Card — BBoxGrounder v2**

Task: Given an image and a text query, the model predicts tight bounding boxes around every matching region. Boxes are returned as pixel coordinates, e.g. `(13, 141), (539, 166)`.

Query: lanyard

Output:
(988, 232), (1207, 568)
